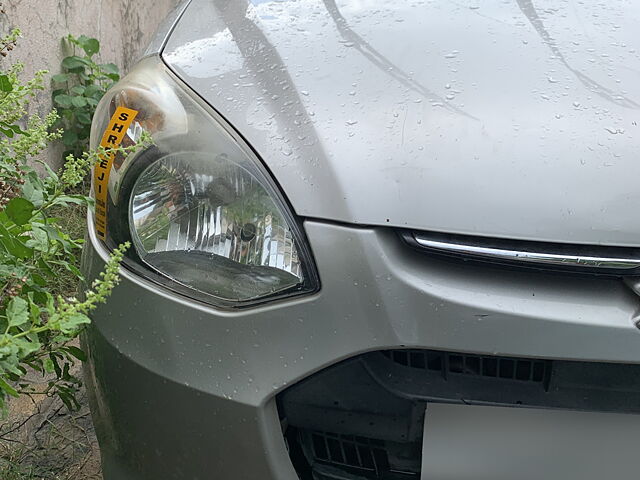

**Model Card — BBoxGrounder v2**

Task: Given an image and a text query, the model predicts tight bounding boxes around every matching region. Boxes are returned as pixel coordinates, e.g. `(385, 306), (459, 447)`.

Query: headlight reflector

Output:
(130, 151), (304, 301)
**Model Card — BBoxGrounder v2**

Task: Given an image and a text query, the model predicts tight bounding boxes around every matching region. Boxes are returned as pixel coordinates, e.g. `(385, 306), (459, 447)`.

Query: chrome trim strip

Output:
(412, 234), (640, 271)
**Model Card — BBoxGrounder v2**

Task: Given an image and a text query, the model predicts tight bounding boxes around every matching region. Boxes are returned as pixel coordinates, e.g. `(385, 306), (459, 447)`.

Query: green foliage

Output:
(0, 29), (137, 414)
(52, 34), (120, 160)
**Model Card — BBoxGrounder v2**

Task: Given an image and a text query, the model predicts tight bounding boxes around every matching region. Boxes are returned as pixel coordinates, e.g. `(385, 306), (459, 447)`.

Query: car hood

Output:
(163, 0), (640, 246)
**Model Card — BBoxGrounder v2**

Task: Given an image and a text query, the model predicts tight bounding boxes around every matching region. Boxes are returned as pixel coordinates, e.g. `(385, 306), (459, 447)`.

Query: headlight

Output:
(90, 57), (318, 308)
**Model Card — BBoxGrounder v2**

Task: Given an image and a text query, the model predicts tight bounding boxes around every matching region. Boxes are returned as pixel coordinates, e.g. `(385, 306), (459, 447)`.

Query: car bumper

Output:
(82, 218), (640, 480)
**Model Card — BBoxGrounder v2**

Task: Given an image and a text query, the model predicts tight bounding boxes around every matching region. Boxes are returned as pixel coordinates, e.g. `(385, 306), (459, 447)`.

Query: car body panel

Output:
(82, 216), (640, 479)
(163, 0), (640, 247)
(83, 329), (294, 480)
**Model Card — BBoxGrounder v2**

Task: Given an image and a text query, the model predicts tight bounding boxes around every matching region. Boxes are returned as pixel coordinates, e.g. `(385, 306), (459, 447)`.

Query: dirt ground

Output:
(0, 372), (101, 480)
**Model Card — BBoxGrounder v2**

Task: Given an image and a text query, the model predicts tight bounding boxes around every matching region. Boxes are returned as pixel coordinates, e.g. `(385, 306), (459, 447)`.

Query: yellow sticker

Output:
(93, 107), (138, 240)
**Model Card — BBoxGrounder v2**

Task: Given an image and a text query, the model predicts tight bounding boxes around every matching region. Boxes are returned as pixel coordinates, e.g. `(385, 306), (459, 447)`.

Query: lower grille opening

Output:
(285, 427), (419, 480)
(278, 349), (640, 480)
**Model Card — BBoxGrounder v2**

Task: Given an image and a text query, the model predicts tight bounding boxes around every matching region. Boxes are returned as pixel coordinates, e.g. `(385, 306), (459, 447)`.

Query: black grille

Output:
(382, 349), (551, 385)
(291, 429), (419, 480)
(309, 431), (387, 473)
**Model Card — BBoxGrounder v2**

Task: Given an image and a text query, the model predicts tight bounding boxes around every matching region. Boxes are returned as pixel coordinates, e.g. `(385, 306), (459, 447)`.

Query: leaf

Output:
(70, 85), (85, 95)
(0, 122), (27, 137)
(7, 124), (28, 136)
(52, 354), (64, 378)
(51, 194), (90, 207)
(39, 160), (59, 182)
(44, 357), (55, 374)
(74, 34), (89, 45)
(66, 263), (82, 278)
(0, 125), (14, 137)
(38, 259), (54, 278)
(57, 387), (80, 411)
(6, 297), (28, 327)
(44, 293), (55, 316)
(62, 130), (78, 146)
(70, 96), (86, 108)
(0, 377), (18, 398)
(21, 177), (44, 206)
(38, 224), (74, 252)
(100, 63), (119, 75)
(64, 346), (87, 362)
(25, 226), (49, 252)
(51, 73), (69, 83)
(61, 360), (71, 380)
(81, 38), (99, 56)
(83, 85), (102, 97)
(57, 313), (91, 334)
(27, 294), (41, 319)
(61, 56), (90, 70)
(11, 336), (40, 358)
(54, 94), (73, 108)
(76, 109), (92, 125)
(5, 197), (34, 226)
(0, 74), (13, 92)
(0, 223), (32, 258)
(31, 273), (46, 287)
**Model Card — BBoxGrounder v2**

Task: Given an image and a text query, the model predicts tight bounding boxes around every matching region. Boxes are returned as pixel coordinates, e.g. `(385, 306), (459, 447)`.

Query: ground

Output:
(0, 369), (101, 480)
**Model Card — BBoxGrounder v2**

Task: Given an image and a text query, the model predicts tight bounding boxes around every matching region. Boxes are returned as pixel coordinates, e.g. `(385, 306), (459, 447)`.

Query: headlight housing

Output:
(90, 57), (318, 308)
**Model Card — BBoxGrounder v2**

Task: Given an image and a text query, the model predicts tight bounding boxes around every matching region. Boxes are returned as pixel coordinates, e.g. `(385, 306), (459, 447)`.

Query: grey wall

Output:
(0, 0), (178, 167)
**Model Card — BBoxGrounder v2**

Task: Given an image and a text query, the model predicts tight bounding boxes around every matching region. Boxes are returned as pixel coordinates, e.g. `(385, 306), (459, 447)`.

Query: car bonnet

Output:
(162, 0), (640, 246)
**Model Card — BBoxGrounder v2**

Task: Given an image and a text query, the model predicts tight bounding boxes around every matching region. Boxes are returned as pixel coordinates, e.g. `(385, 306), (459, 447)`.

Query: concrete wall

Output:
(0, 0), (178, 167)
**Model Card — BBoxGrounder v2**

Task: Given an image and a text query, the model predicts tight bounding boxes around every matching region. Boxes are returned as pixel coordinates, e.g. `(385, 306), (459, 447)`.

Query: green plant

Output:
(0, 28), (141, 413)
(51, 34), (119, 161)
(0, 442), (38, 480)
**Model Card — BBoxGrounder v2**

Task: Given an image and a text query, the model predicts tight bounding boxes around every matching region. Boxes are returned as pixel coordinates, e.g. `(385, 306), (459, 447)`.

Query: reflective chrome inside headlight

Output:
(90, 57), (318, 307)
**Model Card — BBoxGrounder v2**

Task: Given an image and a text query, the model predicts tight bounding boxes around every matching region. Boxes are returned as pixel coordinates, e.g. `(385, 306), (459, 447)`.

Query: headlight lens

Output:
(90, 57), (318, 307)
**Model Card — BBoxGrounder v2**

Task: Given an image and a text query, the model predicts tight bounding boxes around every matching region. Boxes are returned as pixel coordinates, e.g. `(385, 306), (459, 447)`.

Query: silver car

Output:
(82, 0), (640, 478)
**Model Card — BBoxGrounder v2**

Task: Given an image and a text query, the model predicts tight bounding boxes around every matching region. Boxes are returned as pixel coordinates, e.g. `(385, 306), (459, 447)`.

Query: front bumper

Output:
(82, 219), (640, 479)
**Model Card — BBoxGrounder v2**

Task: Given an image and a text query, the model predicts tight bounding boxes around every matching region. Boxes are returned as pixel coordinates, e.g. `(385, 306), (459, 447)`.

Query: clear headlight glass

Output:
(90, 57), (318, 307)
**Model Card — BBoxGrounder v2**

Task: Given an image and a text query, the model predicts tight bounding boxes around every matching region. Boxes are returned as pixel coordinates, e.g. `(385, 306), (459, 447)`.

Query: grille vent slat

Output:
(309, 431), (386, 473)
(382, 350), (551, 387)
